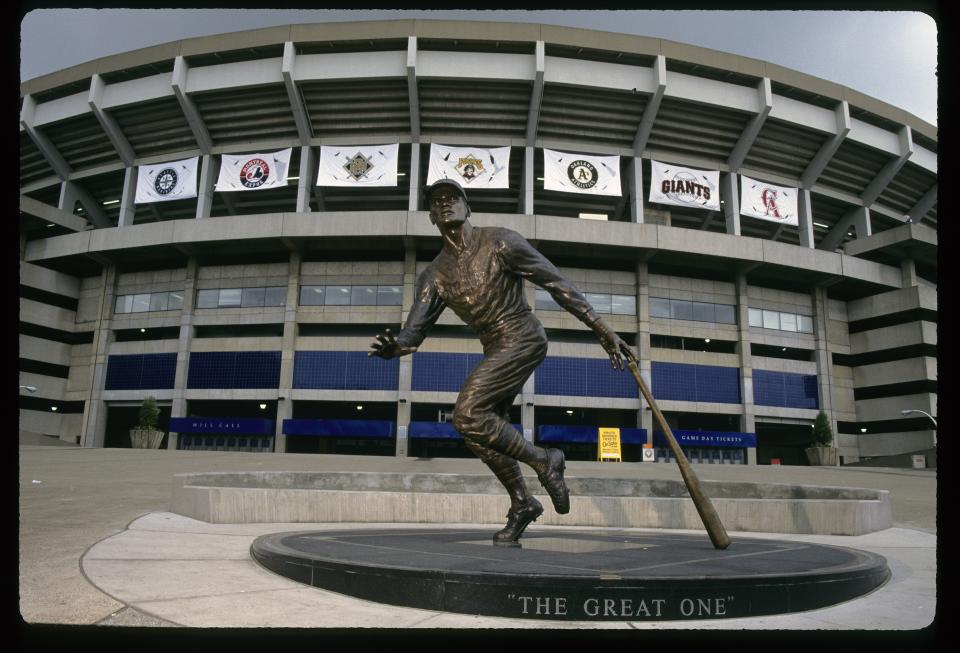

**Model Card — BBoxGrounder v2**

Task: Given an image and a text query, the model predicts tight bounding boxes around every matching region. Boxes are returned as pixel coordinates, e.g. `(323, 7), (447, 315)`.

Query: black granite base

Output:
(250, 528), (890, 621)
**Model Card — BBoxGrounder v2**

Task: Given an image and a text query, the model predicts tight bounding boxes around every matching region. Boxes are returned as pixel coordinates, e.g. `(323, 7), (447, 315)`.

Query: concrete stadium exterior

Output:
(19, 20), (937, 466)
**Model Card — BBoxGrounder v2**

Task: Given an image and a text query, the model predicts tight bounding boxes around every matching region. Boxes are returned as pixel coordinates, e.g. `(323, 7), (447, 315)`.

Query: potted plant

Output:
(130, 396), (165, 449)
(805, 410), (838, 466)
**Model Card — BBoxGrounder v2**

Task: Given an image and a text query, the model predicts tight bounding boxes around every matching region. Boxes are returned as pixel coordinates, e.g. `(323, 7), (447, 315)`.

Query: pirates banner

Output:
(739, 175), (799, 226)
(648, 160), (720, 211)
(317, 143), (399, 187)
(135, 157), (199, 204)
(543, 149), (622, 196)
(426, 143), (510, 189)
(215, 148), (292, 192)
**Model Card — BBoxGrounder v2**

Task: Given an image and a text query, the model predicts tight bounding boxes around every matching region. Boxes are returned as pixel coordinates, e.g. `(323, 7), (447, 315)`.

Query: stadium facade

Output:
(19, 20), (937, 466)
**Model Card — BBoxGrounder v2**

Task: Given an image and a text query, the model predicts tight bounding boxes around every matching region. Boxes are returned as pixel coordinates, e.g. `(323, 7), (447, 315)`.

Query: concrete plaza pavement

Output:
(18, 444), (938, 630)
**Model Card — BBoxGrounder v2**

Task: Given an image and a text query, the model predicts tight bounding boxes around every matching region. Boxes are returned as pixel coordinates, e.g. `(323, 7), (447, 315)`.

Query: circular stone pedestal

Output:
(251, 528), (889, 621)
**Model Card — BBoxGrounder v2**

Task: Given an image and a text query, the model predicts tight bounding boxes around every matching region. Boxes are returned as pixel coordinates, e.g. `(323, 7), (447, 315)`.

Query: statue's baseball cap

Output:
(425, 178), (468, 203)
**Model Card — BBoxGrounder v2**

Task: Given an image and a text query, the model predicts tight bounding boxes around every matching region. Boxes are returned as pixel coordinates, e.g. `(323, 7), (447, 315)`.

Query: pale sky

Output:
(19, 8), (938, 126)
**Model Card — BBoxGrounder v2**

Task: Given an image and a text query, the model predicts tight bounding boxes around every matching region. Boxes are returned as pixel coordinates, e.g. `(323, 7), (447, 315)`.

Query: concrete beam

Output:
(906, 183), (937, 222)
(296, 145), (315, 213)
(407, 37), (420, 141)
(19, 195), (86, 232)
(797, 188), (815, 249)
(20, 95), (71, 181)
(88, 75), (136, 167)
(728, 77), (772, 172)
(172, 57), (213, 155)
(722, 173), (740, 236)
(282, 43), (313, 144)
(60, 181), (111, 228)
(522, 146), (534, 214)
(408, 141), (421, 211)
(195, 155), (217, 219)
(633, 55), (666, 155)
(818, 206), (869, 252)
(861, 126), (913, 206)
(525, 41), (545, 146)
(117, 167), (137, 227)
(801, 101), (850, 189)
(628, 157), (644, 223)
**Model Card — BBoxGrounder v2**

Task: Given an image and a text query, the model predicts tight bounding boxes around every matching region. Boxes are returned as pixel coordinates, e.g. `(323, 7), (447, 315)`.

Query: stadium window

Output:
(649, 297), (671, 318)
(780, 312), (797, 332)
(196, 289), (219, 308)
(324, 286), (352, 306)
(691, 301), (715, 322)
(148, 292), (168, 312)
(798, 315), (814, 333)
(263, 287), (287, 307)
(535, 289), (561, 311)
(377, 286), (403, 306)
(748, 308), (763, 327)
(168, 292), (184, 310)
(218, 288), (242, 307)
(762, 310), (780, 330)
(715, 304), (736, 325)
(241, 287), (266, 307)
(131, 293), (151, 313)
(300, 285), (325, 306)
(586, 293), (612, 314)
(671, 299), (693, 321)
(611, 294), (636, 316)
(351, 286), (378, 306)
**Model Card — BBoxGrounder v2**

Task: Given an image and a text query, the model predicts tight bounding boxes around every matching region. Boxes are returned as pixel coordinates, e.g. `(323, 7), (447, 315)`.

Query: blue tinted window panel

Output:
(105, 353), (177, 390)
(584, 358), (637, 398)
(651, 362), (696, 401)
(345, 352), (399, 390)
(411, 353), (483, 392)
(534, 357), (587, 396)
(187, 352), (280, 389)
(696, 365), (740, 404)
(753, 370), (786, 407)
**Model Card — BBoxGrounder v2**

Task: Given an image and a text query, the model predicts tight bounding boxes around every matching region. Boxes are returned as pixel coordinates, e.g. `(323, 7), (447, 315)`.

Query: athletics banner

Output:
(135, 157), (199, 204)
(739, 175), (799, 226)
(426, 143), (510, 188)
(543, 148), (622, 196)
(648, 160), (720, 211)
(216, 148), (292, 192)
(317, 143), (399, 187)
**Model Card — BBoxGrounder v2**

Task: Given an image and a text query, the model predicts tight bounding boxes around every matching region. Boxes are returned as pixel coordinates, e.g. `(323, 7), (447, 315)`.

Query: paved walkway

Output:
(19, 446), (938, 630)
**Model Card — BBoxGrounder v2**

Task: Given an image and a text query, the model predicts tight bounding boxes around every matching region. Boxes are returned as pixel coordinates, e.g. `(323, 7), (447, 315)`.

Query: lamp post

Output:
(901, 409), (937, 446)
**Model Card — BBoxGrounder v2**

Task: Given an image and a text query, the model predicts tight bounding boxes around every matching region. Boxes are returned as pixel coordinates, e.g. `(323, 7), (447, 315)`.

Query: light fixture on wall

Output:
(50, 406), (58, 412)
(259, 403), (267, 410)
(356, 405), (364, 411)
(565, 410), (574, 415)
(860, 427), (867, 433)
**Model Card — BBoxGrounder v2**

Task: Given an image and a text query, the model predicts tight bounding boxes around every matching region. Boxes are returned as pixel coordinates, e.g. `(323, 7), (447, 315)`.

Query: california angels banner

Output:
(215, 149), (292, 192)
(317, 144), (399, 187)
(739, 175), (799, 226)
(426, 143), (510, 189)
(648, 160), (720, 211)
(543, 149), (622, 196)
(135, 157), (198, 204)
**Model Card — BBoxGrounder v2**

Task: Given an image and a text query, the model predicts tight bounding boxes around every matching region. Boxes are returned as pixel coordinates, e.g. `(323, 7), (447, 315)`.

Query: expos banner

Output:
(317, 144), (399, 187)
(739, 175), (798, 226)
(648, 160), (720, 211)
(135, 157), (199, 204)
(543, 148), (622, 196)
(426, 143), (511, 189)
(216, 149), (292, 192)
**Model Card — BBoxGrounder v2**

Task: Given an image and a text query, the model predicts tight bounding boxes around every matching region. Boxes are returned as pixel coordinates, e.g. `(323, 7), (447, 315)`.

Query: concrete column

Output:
(195, 155), (217, 219)
(408, 143), (421, 211)
(396, 244), (417, 457)
(734, 272), (756, 464)
(635, 262), (653, 437)
(58, 181), (81, 214)
(523, 146), (535, 215)
(629, 157), (644, 223)
(797, 188), (815, 249)
(117, 167), (137, 227)
(296, 146), (315, 213)
(80, 265), (118, 448)
(851, 206), (872, 239)
(812, 287), (835, 422)
(721, 173), (741, 236)
(521, 376), (535, 443)
(168, 257), (198, 450)
(901, 258), (918, 288)
(274, 250), (301, 453)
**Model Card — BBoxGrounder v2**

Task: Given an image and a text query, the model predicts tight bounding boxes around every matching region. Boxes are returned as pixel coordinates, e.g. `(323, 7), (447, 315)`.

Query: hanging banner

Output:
(317, 143), (399, 187)
(648, 160), (720, 211)
(739, 175), (799, 226)
(134, 157), (199, 204)
(543, 148), (622, 196)
(426, 143), (510, 188)
(215, 148), (292, 192)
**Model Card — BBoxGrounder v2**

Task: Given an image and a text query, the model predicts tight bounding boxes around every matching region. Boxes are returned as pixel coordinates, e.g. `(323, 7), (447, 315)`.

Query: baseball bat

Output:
(626, 359), (731, 550)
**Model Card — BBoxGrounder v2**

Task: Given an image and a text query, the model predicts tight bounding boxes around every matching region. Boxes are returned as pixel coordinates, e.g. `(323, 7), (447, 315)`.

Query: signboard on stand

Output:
(642, 443), (656, 462)
(598, 427), (622, 462)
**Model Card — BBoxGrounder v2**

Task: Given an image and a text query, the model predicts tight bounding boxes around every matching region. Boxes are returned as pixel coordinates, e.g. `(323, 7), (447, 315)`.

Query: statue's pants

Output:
(452, 318), (548, 504)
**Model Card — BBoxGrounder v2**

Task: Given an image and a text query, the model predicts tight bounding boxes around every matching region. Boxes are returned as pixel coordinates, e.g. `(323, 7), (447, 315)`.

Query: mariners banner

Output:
(317, 143), (399, 187)
(426, 143), (510, 189)
(543, 149), (622, 196)
(135, 157), (199, 204)
(739, 175), (799, 226)
(216, 148), (292, 192)
(648, 160), (720, 211)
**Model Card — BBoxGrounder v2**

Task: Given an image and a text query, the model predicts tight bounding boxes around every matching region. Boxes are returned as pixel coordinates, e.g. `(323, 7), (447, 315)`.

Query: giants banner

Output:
(216, 149), (292, 192)
(317, 144), (399, 187)
(740, 175), (798, 226)
(135, 157), (199, 204)
(648, 160), (720, 211)
(543, 149), (622, 196)
(426, 143), (510, 188)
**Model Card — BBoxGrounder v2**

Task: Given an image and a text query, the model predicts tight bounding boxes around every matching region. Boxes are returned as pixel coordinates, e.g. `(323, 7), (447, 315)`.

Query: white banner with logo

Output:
(317, 144), (399, 187)
(543, 149), (622, 196)
(215, 148), (292, 192)
(740, 175), (799, 225)
(426, 143), (510, 189)
(135, 157), (199, 204)
(648, 160), (720, 211)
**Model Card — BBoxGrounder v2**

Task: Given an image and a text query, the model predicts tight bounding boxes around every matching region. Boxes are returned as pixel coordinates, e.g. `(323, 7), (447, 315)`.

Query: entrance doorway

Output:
(104, 404), (171, 448)
(755, 422), (813, 465)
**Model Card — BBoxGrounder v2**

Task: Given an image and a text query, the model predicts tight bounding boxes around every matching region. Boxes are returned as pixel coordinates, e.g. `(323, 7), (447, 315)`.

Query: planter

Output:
(130, 429), (165, 449)
(805, 446), (838, 466)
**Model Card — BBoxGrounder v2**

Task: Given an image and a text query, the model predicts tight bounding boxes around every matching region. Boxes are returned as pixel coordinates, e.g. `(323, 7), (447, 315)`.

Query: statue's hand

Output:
(595, 323), (636, 371)
(368, 328), (418, 359)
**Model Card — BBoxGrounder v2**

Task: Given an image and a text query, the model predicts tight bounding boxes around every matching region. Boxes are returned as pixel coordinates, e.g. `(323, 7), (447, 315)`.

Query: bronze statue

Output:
(370, 179), (634, 546)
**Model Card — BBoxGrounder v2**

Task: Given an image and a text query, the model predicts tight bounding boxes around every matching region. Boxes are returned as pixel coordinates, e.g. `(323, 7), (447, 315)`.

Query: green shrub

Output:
(138, 396), (160, 430)
(811, 410), (833, 447)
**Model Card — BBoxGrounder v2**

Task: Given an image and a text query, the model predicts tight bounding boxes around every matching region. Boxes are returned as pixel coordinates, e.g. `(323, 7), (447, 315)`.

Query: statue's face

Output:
(429, 188), (469, 226)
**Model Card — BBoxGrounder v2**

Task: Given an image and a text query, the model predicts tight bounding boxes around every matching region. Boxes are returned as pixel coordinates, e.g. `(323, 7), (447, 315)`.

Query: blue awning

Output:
(537, 425), (647, 444)
(408, 422), (525, 439)
(282, 419), (394, 438)
(168, 417), (275, 435)
(653, 430), (756, 448)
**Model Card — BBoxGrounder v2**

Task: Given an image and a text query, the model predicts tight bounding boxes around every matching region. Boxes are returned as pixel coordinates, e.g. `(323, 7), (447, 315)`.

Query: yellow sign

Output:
(597, 427), (622, 462)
